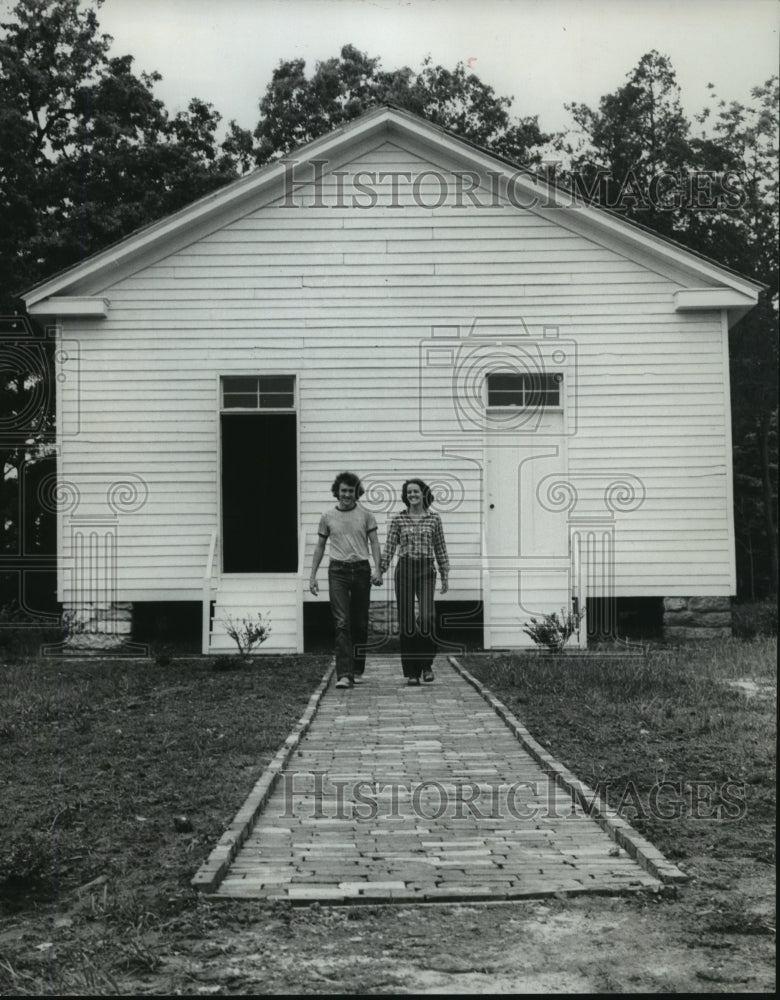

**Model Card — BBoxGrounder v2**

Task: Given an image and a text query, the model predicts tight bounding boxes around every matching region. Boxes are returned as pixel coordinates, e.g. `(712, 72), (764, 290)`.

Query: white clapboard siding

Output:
(54, 131), (736, 612)
(486, 568), (579, 649)
(210, 575), (301, 654)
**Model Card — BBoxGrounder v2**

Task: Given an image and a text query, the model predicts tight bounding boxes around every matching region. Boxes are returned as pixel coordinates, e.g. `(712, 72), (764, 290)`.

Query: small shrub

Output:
(523, 607), (583, 653)
(222, 613), (271, 660)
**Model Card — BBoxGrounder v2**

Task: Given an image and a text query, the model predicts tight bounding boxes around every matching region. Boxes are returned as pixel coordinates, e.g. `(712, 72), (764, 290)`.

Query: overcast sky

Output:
(85, 0), (779, 140)
(0, 0), (776, 137)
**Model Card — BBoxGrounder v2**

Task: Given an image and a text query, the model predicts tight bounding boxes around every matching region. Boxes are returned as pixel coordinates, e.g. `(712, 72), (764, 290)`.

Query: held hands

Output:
(313, 572), (442, 591)
(367, 570), (446, 590)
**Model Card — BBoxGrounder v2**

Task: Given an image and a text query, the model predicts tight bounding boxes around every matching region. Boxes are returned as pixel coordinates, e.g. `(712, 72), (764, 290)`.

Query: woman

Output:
(379, 479), (449, 686)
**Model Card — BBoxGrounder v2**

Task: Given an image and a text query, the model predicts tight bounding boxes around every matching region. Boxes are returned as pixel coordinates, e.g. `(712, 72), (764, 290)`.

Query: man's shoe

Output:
(422, 669), (434, 683)
(335, 677), (352, 689)
(406, 677), (421, 686)
(352, 675), (365, 684)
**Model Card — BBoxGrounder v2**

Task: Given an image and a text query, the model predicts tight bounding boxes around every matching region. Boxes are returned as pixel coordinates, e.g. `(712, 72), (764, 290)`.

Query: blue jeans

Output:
(328, 560), (371, 680)
(395, 557), (437, 679)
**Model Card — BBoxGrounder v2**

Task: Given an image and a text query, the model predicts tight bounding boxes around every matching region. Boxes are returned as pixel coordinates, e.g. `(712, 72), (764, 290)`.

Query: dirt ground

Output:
(186, 869), (774, 995)
(7, 857), (773, 995)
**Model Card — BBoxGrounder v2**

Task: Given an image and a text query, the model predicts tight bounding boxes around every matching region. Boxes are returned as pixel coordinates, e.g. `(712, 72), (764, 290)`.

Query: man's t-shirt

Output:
(318, 506), (377, 562)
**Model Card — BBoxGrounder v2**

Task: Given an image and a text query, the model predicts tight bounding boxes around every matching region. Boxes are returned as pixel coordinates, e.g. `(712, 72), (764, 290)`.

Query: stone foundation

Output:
(62, 601), (133, 650)
(662, 596), (732, 642)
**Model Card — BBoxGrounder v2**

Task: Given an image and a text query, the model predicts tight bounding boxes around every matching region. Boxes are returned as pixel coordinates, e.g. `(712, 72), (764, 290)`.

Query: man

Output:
(310, 472), (383, 688)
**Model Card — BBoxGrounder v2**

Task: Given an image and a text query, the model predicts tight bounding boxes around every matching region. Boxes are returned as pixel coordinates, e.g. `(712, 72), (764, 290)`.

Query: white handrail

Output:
(201, 528), (218, 654)
(297, 526), (307, 576)
(481, 525), (491, 649)
(295, 527), (307, 653)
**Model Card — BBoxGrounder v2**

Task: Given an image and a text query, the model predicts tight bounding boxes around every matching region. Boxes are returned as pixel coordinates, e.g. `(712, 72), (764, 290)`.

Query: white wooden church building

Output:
(22, 106), (761, 652)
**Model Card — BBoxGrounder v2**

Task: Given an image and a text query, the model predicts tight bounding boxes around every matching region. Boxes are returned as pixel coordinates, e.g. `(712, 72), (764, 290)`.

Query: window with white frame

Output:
(221, 375), (295, 410)
(486, 372), (562, 408)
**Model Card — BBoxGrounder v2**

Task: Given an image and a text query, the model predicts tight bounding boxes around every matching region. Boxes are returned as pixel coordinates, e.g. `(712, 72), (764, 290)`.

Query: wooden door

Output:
(484, 413), (571, 647)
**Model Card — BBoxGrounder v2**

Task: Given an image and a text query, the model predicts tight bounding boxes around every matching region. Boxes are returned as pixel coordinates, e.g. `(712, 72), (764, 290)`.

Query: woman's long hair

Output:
(401, 478), (434, 509)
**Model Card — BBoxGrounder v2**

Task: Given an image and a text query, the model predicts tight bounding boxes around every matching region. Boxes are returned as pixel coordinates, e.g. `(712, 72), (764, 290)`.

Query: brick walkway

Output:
(199, 654), (681, 903)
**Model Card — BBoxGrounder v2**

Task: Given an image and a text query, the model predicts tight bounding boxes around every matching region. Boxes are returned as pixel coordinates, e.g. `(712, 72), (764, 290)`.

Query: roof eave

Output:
(21, 106), (395, 307)
(21, 104), (766, 308)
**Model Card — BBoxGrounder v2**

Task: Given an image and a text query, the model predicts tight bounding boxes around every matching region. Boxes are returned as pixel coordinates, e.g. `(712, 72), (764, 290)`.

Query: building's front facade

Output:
(23, 107), (761, 652)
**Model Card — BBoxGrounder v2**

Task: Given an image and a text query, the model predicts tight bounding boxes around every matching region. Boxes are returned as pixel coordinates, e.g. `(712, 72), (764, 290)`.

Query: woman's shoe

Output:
(422, 669), (434, 683)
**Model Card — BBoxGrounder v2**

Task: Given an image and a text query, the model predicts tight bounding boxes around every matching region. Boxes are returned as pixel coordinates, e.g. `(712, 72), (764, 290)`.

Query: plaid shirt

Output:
(381, 510), (449, 575)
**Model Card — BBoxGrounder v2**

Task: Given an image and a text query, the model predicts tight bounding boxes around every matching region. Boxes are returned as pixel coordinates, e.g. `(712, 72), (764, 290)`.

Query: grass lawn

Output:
(0, 638), (775, 994)
(0, 654), (331, 991)
(460, 640), (776, 876)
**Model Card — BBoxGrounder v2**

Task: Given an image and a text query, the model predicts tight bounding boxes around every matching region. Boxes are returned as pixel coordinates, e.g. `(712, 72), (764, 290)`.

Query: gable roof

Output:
(22, 104), (763, 322)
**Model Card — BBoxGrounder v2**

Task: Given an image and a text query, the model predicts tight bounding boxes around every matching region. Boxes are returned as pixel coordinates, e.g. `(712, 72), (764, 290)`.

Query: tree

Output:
(0, 0), (251, 309)
(253, 43), (551, 166)
(695, 79), (779, 595)
(562, 50), (695, 239)
(0, 0), (250, 611)
(561, 52), (778, 598)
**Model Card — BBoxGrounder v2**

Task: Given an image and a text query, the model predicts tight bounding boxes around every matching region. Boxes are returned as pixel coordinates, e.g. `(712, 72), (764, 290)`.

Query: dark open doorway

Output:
(221, 413), (297, 572)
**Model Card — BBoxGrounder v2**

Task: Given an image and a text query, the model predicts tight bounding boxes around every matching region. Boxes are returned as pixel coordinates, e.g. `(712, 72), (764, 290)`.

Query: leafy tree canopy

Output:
(0, 0), (251, 613)
(703, 77), (779, 593)
(564, 50), (778, 595)
(253, 43), (552, 166)
(0, 0), (248, 308)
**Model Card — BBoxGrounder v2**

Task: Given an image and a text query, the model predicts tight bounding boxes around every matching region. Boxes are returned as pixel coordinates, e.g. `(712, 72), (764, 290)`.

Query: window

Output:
(486, 372), (562, 408)
(222, 375), (295, 410)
